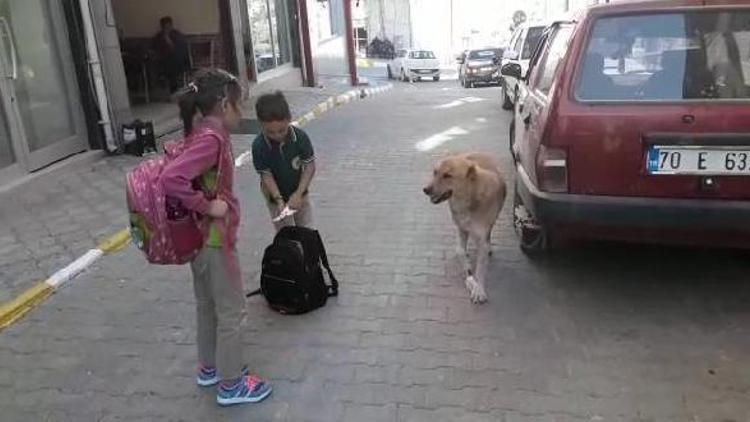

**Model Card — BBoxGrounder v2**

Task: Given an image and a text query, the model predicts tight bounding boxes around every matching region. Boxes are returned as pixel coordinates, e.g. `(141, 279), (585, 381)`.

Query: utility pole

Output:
(378, 0), (386, 38)
(407, 0), (413, 47)
(449, 0), (453, 53)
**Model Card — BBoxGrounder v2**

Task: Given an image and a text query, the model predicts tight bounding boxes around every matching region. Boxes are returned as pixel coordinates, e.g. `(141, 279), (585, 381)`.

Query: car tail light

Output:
(536, 145), (568, 193)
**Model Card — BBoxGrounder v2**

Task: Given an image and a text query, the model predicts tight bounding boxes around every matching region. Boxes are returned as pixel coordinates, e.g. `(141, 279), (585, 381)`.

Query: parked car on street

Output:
(457, 48), (504, 88)
(387, 49), (441, 82)
(504, 0), (750, 254)
(500, 23), (546, 109)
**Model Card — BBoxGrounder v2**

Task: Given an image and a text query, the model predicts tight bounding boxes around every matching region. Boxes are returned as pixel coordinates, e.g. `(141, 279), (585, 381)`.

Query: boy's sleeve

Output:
(299, 131), (315, 164)
(252, 138), (272, 175)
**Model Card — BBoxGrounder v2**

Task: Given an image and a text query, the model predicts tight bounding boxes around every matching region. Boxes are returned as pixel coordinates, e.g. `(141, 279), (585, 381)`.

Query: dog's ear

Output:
(466, 164), (477, 180)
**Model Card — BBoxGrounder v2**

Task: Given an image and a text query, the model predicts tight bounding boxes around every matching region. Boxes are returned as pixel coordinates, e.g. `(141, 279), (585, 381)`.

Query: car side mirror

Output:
(501, 63), (523, 80)
(456, 57), (465, 64)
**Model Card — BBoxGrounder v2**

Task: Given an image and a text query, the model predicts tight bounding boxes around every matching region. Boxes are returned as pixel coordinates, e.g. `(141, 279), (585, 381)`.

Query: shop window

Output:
(248, 0), (292, 74)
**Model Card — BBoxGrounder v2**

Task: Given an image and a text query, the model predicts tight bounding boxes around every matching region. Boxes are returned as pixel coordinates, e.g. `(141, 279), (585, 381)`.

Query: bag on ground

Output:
(248, 226), (339, 314)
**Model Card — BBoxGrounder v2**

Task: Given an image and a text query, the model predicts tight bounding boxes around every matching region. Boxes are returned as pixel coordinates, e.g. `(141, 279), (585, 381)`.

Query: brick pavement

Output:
(2, 82), (750, 421)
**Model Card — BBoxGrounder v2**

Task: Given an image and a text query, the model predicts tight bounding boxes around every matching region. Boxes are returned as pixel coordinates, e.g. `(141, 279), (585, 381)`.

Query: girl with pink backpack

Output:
(157, 69), (272, 406)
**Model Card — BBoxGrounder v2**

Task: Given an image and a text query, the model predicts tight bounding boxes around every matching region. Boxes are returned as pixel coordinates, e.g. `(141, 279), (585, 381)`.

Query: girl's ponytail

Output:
(178, 69), (242, 135)
(178, 83), (199, 135)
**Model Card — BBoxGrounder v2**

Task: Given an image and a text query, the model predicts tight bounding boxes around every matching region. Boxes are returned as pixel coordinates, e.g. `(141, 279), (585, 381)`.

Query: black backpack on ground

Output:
(247, 226), (338, 314)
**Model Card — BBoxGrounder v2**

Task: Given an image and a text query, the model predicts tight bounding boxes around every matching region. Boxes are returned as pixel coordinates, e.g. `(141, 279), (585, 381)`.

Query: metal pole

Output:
(449, 0), (453, 53)
(343, 0), (359, 85)
(407, 0), (412, 48)
(79, 0), (116, 152)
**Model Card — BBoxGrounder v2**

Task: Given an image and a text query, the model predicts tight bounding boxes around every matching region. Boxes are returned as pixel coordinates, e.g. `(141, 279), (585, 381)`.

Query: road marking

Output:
(415, 126), (469, 152)
(433, 96), (485, 109)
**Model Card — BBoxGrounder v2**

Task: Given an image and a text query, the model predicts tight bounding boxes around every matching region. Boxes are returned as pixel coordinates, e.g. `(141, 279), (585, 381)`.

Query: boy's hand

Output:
(207, 199), (229, 218)
(276, 200), (287, 215)
(287, 192), (303, 210)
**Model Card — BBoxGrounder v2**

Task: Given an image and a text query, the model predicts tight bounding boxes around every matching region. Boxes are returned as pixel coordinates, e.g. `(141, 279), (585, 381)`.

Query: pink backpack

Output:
(126, 131), (223, 265)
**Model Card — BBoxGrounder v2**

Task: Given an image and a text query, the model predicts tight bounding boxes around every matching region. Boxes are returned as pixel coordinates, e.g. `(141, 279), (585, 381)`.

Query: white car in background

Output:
(501, 23), (547, 109)
(388, 49), (441, 82)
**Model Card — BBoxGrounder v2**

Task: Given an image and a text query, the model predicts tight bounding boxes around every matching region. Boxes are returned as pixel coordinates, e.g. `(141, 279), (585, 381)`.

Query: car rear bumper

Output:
(516, 166), (750, 239)
(409, 69), (440, 77)
(465, 72), (501, 83)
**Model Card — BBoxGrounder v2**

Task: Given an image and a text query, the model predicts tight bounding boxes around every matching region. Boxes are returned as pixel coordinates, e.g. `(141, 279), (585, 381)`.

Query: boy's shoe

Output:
(216, 375), (272, 406)
(197, 365), (249, 387)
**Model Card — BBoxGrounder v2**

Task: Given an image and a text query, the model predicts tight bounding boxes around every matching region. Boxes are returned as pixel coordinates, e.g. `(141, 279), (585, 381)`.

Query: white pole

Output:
(78, 0), (116, 152)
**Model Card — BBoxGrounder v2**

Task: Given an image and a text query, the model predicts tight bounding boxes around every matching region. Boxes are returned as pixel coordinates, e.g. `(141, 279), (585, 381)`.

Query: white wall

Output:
(111, 0), (220, 38)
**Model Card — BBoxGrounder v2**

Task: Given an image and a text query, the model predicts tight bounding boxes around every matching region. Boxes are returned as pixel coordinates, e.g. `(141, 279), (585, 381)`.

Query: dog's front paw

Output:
(464, 276), (488, 304)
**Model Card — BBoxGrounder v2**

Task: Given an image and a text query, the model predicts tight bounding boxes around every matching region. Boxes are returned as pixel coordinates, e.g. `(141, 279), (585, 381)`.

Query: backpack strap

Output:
(314, 230), (339, 297)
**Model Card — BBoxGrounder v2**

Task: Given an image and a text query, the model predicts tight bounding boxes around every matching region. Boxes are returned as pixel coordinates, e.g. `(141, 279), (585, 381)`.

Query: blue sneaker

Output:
(197, 365), (249, 387)
(197, 365), (219, 387)
(216, 375), (272, 406)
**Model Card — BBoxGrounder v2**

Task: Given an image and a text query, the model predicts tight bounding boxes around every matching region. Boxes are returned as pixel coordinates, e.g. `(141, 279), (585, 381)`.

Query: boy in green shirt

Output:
(252, 92), (316, 231)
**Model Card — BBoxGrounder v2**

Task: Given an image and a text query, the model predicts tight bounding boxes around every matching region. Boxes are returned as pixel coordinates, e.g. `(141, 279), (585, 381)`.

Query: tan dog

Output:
(423, 153), (506, 303)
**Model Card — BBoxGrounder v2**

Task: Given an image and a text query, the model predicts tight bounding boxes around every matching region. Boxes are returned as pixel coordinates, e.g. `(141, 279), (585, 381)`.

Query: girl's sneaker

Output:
(197, 365), (219, 387)
(216, 375), (272, 406)
(197, 365), (249, 387)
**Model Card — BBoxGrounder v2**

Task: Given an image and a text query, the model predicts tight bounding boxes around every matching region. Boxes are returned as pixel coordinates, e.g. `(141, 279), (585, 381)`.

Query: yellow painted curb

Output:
(0, 282), (53, 330)
(98, 229), (131, 254)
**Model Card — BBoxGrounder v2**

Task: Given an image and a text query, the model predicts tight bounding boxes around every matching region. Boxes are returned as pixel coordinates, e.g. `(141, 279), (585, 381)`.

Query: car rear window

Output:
(522, 27), (545, 60)
(577, 11), (750, 101)
(469, 49), (500, 60)
(409, 51), (436, 59)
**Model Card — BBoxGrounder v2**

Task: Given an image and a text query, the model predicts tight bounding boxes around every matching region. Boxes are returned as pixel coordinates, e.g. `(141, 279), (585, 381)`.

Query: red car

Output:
(503, 0), (750, 254)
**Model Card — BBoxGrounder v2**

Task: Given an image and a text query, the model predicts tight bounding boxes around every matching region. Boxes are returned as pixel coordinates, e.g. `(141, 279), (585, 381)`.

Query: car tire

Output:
(387, 65), (393, 79)
(501, 81), (514, 110)
(513, 186), (550, 257)
(433, 76), (440, 82)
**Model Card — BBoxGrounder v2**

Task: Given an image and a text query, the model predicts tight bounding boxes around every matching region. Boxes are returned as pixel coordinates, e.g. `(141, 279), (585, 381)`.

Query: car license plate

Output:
(647, 146), (750, 175)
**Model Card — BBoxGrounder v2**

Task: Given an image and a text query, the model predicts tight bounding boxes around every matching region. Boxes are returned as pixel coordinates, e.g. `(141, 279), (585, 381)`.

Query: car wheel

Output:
(501, 81), (514, 110)
(387, 65), (393, 79)
(433, 76), (440, 82)
(513, 186), (550, 257)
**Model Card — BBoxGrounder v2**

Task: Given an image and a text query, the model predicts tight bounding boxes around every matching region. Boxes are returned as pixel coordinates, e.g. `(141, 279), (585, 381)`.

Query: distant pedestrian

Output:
(161, 69), (272, 406)
(252, 91), (317, 231)
(152, 16), (190, 94)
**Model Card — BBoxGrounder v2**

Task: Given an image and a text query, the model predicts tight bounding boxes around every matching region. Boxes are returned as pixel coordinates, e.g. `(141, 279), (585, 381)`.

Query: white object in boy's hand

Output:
(272, 206), (297, 222)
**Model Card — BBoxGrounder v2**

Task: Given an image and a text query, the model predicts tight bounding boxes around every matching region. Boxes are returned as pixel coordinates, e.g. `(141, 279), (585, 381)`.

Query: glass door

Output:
(0, 83), (22, 181)
(0, 0), (86, 173)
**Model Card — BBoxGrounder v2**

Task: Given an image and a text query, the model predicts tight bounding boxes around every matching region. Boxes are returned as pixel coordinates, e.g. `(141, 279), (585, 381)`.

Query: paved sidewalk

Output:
(0, 78), (361, 304)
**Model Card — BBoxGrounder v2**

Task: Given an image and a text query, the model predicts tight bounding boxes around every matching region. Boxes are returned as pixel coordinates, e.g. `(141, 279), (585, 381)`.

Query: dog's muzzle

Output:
(424, 188), (452, 204)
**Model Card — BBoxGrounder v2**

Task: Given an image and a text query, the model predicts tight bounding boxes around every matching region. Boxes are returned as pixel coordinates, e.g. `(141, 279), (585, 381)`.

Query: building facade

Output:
(0, 0), (353, 188)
